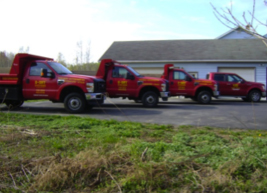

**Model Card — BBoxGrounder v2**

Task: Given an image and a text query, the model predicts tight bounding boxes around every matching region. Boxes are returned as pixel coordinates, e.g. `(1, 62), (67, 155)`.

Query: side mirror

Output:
(126, 73), (135, 80)
(185, 76), (192, 81)
(41, 68), (55, 78)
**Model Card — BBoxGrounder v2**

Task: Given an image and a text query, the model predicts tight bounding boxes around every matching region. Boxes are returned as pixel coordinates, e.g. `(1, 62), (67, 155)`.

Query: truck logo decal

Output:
(196, 80), (212, 85)
(35, 81), (46, 88)
(61, 78), (85, 84)
(178, 81), (186, 90)
(118, 81), (127, 91)
(232, 84), (240, 90)
(139, 79), (159, 82)
(36, 89), (46, 94)
(2, 77), (18, 80)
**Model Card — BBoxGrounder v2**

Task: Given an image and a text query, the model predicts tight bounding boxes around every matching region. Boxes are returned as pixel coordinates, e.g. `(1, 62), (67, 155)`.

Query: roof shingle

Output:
(99, 39), (267, 62)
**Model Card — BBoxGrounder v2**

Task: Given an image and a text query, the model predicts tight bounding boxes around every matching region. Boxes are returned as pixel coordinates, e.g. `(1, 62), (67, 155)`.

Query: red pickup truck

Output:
(206, 72), (266, 102)
(96, 59), (169, 107)
(0, 53), (106, 113)
(161, 64), (219, 103)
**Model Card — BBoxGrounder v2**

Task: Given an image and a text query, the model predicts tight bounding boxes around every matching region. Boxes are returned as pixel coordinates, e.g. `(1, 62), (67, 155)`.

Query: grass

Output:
(0, 113), (267, 192)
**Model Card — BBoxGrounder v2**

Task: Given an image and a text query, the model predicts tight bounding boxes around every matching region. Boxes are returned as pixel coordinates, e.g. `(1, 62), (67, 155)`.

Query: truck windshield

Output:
(128, 66), (143, 77)
(48, 62), (73, 75)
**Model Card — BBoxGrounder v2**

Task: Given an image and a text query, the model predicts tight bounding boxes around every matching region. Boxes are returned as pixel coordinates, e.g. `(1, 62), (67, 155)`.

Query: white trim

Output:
(118, 60), (267, 63)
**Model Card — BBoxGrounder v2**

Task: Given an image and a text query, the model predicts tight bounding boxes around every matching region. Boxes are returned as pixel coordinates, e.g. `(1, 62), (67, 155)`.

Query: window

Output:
(188, 72), (198, 79)
(227, 75), (243, 83)
(30, 63), (51, 76)
(48, 62), (72, 74)
(214, 74), (225, 81)
(112, 67), (129, 78)
(173, 71), (187, 80)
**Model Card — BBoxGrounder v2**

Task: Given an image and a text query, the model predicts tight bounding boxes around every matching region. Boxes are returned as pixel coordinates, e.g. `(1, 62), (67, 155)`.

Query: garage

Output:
(218, 67), (255, 81)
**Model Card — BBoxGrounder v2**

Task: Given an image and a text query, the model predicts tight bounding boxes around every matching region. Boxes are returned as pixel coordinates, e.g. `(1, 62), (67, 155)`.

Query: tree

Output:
(76, 41), (83, 65)
(211, 0), (267, 37)
(57, 52), (67, 67)
(0, 51), (15, 68)
(74, 40), (91, 70)
(18, 46), (30, 53)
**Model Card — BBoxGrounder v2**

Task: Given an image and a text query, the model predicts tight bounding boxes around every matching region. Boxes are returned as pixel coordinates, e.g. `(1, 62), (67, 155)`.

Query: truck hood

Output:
(58, 74), (99, 84)
(245, 81), (264, 86)
(59, 74), (97, 80)
(195, 79), (215, 85)
(138, 76), (166, 83)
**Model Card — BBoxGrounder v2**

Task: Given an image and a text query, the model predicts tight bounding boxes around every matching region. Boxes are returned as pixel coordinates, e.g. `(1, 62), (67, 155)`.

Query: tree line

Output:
(0, 42), (100, 72)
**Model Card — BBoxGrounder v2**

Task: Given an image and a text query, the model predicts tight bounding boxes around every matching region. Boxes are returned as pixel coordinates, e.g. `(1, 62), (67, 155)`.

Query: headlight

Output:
(86, 83), (94, 93)
(161, 83), (166, 92)
(214, 83), (218, 91)
(262, 85), (266, 91)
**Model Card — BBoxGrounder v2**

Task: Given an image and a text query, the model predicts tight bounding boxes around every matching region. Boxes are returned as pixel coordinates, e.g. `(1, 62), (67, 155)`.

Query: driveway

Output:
(0, 97), (266, 130)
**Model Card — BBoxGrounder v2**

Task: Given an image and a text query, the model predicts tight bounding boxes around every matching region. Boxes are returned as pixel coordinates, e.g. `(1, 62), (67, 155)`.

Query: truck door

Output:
(106, 66), (136, 97)
(213, 74), (228, 95)
(169, 70), (194, 96)
(227, 74), (249, 96)
(22, 62), (58, 99)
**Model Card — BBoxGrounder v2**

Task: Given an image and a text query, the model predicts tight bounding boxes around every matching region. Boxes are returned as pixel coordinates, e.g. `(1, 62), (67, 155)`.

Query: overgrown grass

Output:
(1, 113), (267, 192)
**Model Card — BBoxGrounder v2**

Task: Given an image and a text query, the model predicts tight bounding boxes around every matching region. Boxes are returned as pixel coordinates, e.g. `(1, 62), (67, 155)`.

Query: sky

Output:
(0, 0), (266, 63)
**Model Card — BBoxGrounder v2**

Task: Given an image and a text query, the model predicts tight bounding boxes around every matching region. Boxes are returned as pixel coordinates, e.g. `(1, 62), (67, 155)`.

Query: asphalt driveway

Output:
(0, 97), (266, 130)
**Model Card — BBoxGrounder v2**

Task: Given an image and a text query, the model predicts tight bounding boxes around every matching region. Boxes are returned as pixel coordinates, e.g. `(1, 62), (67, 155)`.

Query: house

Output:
(99, 28), (267, 86)
(217, 26), (267, 40)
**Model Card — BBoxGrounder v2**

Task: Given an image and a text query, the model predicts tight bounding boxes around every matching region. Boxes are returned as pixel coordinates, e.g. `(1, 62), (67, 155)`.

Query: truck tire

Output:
(142, 91), (158, 107)
(248, 90), (261, 102)
(197, 91), (211, 104)
(64, 93), (86, 113)
(190, 97), (197, 102)
(5, 100), (24, 110)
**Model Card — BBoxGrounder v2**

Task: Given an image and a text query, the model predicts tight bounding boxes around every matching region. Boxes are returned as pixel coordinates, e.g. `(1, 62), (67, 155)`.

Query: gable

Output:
(219, 30), (257, 39)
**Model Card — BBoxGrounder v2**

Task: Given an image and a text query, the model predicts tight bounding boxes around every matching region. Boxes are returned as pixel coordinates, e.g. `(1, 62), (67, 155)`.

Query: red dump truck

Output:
(161, 64), (219, 103)
(0, 53), (106, 113)
(96, 59), (169, 107)
(206, 72), (266, 102)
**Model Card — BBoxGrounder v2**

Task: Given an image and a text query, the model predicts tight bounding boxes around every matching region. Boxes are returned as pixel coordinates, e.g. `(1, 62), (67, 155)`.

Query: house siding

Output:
(220, 31), (257, 39)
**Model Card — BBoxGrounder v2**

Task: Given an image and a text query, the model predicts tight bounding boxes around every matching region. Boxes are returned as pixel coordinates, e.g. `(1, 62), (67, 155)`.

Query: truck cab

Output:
(207, 72), (266, 102)
(162, 64), (219, 104)
(96, 59), (169, 107)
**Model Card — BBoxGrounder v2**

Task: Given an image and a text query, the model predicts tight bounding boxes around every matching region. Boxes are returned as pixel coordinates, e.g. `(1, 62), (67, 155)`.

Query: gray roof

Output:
(99, 39), (267, 63)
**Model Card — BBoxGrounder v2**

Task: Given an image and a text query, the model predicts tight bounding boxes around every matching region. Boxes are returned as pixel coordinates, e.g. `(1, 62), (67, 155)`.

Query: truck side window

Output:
(173, 71), (186, 80)
(227, 75), (242, 83)
(30, 63), (51, 76)
(112, 67), (128, 78)
(214, 74), (225, 81)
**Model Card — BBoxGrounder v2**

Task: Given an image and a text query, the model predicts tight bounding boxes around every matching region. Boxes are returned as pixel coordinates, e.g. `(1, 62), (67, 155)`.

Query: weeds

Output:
(1, 113), (267, 192)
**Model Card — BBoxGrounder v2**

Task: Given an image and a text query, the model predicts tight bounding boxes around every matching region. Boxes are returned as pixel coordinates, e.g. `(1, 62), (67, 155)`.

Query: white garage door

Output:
(218, 67), (255, 81)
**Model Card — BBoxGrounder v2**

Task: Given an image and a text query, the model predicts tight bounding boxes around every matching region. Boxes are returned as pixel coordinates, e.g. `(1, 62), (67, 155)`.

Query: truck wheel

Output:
(190, 97), (197, 102)
(64, 93), (86, 113)
(142, 91), (158, 107)
(5, 100), (24, 110)
(248, 90), (261, 102)
(242, 98), (249, 102)
(197, 91), (211, 104)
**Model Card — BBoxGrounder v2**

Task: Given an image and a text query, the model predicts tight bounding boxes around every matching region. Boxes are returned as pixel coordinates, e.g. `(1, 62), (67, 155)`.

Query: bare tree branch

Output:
(210, 0), (267, 37)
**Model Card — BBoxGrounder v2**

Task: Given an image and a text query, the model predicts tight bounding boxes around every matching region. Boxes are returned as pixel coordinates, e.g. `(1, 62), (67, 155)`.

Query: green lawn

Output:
(0, 113), (267, 192)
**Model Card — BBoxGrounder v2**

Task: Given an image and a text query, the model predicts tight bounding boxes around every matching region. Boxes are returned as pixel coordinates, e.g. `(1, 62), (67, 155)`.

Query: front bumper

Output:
(160, 92), (169, 98)
(85, 93), (105, 101)
(213, 91), (220, 97)
(262, 91), (266, 97)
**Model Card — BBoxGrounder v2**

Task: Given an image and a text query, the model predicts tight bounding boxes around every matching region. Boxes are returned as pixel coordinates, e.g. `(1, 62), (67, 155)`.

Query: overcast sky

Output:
(0, 0), (266, 63)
